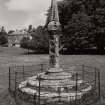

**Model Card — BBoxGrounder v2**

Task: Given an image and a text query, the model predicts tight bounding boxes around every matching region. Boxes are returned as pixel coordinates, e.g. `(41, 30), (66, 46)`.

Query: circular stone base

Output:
(47, 68), (64, 73)
(18, 68), (92, 103)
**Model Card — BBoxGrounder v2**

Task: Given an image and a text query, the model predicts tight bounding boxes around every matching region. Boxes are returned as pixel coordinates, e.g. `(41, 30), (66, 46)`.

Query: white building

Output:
(8, 30), (32, 47)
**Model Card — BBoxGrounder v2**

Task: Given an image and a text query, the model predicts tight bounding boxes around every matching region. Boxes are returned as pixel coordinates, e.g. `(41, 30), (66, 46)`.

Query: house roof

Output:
(8, 30), (28, 36)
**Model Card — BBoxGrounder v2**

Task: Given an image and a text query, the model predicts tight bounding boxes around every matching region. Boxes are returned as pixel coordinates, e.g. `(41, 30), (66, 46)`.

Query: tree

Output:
(31, 26), (49, 53)
(0, 26), (8, 45)
(20, 26), (49, 53)
(28, 25), (33, 33)
(46, 0), (105, 54)
(58, 0), (95, 51)
(92, 0), (105, 53)
(8, 30), (15, 34)
(20, 37), (30, 49)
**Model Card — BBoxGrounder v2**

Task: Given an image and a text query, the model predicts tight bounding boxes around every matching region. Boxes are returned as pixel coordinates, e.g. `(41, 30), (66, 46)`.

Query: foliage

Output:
(28, 25), (33, 33)
(46, 0), (105, 53)
(0, 27), (8, 45)
(8, 30), (15, 34)
(20, 37), (30, 49)
(92, 0), (105, 53)
(21, 0), (105, 54)
(30, 26), (49, 53)
(20, 26), (49, 53)
(56, 0), (94, 51)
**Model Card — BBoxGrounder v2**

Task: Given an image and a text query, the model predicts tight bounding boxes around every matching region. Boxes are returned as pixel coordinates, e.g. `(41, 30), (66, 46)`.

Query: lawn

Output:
(0, 47), (105, 105)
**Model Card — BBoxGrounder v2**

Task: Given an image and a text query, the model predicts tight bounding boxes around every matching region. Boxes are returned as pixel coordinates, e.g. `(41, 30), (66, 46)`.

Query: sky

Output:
(0, 0), (53, 31)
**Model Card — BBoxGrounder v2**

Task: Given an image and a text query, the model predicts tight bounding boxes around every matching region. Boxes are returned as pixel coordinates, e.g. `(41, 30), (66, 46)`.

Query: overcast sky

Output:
(0, 0), (53, 31)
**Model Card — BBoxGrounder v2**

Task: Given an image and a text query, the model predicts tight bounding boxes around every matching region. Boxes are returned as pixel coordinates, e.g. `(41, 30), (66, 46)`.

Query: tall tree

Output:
(28, 25), (33, 33)
(58, 0), (94, 51)
(0, 26), (8, 45)
(46, 0), (105, 53)
(31, 26), (49, 53)
(92, 0), (105, 53)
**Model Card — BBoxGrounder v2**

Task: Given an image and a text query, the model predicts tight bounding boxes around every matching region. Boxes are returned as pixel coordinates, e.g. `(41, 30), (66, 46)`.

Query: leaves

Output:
(0, 27), (8, 45)
(57, 0), (105, 51)
(21, 26), (49, 53)
(21, 0), (105, 54)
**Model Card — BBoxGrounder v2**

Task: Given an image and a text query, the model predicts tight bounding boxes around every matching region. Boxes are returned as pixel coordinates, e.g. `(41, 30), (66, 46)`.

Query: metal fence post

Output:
(82, 65), (85, 80)
(38, 76), (41, 105)
(41, 64), (43, 72)
(58, 87), (61, 103)
(98, 70), (101, 100)
(14, 71), (17, 103)
(23, 65), (25, 80)
(34, 93), (36, 105)
(94, 68), (97, 89)
(75, 73), (78, 105)
(9, 67), (11, 91)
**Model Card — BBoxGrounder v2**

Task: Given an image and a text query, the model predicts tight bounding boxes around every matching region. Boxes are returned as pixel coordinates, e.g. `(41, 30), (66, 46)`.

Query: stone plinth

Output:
(18, 68), (92, 103)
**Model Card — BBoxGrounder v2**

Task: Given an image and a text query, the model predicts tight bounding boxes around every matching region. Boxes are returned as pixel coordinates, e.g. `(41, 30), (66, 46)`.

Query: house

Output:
(8, 30), (32, 47)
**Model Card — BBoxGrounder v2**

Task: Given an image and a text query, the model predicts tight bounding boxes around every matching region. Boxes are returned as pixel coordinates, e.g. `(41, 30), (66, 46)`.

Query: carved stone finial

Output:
(48, 0), (61, 31)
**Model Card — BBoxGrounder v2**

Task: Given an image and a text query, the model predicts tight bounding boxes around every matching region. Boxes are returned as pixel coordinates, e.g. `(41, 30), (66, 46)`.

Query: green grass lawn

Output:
(0, 47), (105, 105)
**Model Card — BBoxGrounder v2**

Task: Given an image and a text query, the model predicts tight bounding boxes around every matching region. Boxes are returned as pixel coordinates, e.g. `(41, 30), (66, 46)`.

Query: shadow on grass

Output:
(21, 50), (49, 55)
(61, 49), (105, 55)
(22, 49), (105, 55)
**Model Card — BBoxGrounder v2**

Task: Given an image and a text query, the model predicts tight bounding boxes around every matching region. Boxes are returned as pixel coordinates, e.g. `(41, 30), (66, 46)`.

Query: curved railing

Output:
(8, 64), (100, 105)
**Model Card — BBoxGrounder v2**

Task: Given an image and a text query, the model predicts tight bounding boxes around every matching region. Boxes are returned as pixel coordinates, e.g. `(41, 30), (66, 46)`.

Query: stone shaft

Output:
(49, 33), (59, 68)
(48, 0), (61, 69)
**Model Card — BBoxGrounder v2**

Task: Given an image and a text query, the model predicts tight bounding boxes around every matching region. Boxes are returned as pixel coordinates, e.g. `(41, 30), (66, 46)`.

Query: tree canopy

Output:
(21, 0), (105, 54)
(0, 26), (8, 45)
(20, 26), (49, 53)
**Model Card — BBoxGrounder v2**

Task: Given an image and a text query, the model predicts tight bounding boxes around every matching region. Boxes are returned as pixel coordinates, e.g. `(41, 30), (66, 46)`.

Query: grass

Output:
(0, 47), (105, 105)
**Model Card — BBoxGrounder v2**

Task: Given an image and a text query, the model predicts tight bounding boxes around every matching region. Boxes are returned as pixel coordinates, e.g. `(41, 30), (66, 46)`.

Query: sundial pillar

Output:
(48, 0), (61, 70)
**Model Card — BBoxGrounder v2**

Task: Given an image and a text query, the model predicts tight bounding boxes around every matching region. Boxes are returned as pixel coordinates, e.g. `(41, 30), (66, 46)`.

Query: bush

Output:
(20, 26), (49, 53)
(0, 32), (8, 45)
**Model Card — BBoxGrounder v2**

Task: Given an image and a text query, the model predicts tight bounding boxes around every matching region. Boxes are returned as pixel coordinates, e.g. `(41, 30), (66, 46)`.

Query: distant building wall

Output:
(8, 33), (30, 47)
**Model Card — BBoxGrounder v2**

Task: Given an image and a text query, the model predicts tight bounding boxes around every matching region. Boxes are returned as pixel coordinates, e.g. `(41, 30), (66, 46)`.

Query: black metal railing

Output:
(8, 64), (100, 105)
